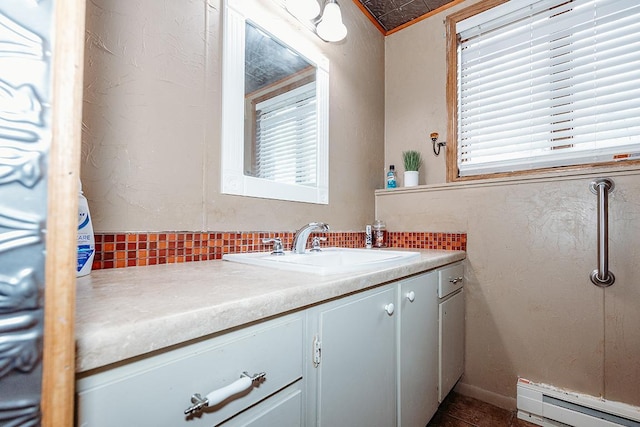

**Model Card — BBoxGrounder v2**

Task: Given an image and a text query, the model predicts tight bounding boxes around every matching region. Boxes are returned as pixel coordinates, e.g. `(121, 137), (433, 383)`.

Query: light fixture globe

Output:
(316, 1), (347, 42)
(286, 0), (321, 21)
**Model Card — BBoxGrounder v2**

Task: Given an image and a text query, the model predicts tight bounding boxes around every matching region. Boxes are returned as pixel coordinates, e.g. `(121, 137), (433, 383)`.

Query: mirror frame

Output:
(221, 0), (330, 204)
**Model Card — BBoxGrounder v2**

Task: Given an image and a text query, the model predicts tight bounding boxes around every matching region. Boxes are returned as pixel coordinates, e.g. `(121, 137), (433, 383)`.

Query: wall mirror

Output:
(221, 0), (329, 204)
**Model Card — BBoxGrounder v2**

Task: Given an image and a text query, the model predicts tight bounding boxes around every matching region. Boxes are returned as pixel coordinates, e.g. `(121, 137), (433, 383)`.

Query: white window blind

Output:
(456, 0), (640, 177)
(254, 82), (317, 185)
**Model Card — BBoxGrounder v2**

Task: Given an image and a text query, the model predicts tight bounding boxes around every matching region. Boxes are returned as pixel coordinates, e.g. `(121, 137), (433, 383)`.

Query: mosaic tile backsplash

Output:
(92, 231), (467, 270)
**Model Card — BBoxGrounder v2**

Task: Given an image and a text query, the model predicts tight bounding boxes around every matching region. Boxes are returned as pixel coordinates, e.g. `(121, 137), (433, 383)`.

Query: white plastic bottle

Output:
(77, 181), (95, 277)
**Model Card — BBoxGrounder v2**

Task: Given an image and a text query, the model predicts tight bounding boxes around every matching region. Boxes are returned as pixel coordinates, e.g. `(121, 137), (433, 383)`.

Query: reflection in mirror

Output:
(221, 0), (329, 204)
(244, 22), (317, 187)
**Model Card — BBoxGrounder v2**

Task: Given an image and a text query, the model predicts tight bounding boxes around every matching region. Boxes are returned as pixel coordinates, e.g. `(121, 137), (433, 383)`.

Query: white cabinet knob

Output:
(406, 291), (415, 302)
(384, 303), (395, 316)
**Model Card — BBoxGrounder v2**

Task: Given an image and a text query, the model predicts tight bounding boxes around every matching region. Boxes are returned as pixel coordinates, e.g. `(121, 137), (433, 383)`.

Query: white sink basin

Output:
(223, 247), (421, 275)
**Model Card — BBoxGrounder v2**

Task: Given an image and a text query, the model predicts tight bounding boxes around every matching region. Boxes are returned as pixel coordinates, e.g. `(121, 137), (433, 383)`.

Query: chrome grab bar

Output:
(589, 178), (615, 288)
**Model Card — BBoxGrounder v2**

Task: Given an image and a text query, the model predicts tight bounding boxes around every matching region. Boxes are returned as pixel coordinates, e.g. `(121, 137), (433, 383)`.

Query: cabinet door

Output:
(316, 287), (396, 427)
(399, 272), (439, 427)
(439, 289), (465, 402)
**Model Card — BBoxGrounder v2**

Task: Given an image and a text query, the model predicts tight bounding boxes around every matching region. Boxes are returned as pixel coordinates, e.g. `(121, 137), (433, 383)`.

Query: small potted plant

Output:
(402, 150), (422, 187)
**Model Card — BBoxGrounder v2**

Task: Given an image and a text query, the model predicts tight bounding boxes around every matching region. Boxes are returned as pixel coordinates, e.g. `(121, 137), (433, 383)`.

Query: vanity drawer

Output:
(77, 313), (304, 427)
(438, 262), (464, 298)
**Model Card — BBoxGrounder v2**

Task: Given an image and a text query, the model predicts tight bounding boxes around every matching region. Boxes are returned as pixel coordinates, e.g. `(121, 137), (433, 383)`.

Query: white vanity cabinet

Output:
(76, 313), (305, 427)
(75, 257), (465, 427)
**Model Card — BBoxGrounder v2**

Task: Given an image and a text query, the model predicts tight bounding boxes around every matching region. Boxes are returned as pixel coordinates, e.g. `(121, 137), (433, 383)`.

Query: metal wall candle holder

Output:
(431, 132), (446, 156)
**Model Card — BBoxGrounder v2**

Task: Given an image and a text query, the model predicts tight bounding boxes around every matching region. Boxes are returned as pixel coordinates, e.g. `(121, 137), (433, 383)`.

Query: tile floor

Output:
(428, 392), (539, 426)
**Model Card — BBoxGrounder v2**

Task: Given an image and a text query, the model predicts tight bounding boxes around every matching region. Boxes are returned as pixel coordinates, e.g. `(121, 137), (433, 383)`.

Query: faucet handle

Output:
(262, 238), (285, 256)
(314, 222), (330, 231)
(310, 236), (327, 252)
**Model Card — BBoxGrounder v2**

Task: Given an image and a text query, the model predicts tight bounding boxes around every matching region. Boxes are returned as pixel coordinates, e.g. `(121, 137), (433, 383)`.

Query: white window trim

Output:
(221, 0), (329, 204)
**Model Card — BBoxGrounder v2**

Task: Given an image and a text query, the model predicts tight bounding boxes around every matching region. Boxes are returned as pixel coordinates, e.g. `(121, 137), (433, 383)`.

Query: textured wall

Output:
(82, 0), (385, 233)
(382, 0), (640, 409)
(376, 172), (640, 409)
(383, 0), (484, 187)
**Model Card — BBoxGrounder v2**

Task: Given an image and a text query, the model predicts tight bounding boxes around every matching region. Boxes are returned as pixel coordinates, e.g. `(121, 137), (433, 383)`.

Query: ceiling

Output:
(353, 0), (459, 34)
(244, 0), (460, 93)
(245, 22), (312, 94)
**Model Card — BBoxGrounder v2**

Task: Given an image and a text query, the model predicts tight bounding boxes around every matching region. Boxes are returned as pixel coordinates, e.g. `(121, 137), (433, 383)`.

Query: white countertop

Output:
(75, 249), (465, 373)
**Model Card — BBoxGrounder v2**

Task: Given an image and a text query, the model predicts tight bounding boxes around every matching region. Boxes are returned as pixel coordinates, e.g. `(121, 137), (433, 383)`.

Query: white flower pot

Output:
(404, 171), (419, 187)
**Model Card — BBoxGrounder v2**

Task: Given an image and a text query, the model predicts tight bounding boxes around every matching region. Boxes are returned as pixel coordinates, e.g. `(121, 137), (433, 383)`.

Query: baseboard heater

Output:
(517, 378), (640, 427)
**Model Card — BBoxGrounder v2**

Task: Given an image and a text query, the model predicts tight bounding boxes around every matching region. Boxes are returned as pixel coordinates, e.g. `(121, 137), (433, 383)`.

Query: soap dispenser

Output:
(373, 219), (386, 248)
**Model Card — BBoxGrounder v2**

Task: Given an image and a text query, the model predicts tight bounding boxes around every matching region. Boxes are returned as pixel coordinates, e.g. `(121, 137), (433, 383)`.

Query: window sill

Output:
(375, 163), (640, 195)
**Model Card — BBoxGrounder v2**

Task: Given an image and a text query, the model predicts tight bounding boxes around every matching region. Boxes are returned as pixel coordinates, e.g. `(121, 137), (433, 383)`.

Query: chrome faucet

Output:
(292, 222), (330, 254)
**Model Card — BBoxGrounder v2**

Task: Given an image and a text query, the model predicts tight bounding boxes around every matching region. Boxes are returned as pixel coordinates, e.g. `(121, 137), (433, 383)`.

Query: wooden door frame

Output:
(42, 0), (86, 425)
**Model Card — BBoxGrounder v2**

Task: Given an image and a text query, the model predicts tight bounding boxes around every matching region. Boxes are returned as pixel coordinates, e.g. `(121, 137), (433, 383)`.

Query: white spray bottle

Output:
(77, 180), (95, 277)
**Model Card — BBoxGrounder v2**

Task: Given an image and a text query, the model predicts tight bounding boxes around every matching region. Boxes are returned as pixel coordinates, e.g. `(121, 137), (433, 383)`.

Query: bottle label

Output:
(77, 244), (94, 272)
(374, 229), (386, 248)
(78, 198), (95, 275)
(387, 174), (397, 188)
(79, 211), (90, 230)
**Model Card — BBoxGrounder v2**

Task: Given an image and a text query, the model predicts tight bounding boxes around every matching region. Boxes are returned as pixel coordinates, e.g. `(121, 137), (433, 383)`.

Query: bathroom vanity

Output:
(75, 251), (465, 426)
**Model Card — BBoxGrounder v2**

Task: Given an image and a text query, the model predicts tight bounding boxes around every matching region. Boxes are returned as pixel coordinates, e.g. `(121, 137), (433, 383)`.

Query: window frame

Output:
(445, 0), (640, 182)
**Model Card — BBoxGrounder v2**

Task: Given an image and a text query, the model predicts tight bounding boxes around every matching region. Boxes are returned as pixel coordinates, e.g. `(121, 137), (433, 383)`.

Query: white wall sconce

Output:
(316, 0), (347, 42)
(284, 0), (348, 42)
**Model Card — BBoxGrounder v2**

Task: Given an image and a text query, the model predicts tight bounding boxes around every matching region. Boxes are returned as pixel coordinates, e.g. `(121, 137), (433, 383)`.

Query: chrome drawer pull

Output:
(449, 276), (463, 284)
(184, 371), (266, 415)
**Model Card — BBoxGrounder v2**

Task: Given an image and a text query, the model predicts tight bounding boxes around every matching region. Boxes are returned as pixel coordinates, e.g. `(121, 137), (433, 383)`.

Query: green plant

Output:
(402, 150), (422, 171)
